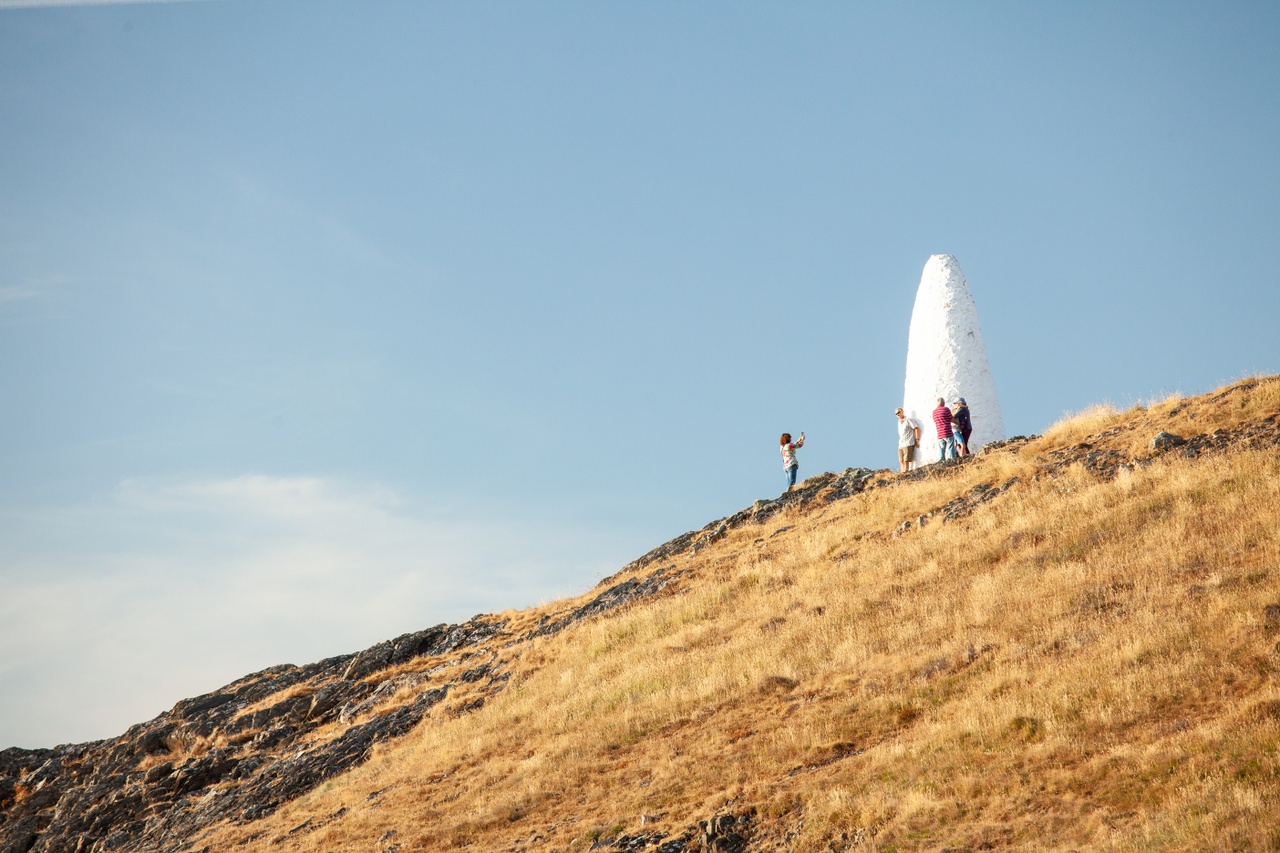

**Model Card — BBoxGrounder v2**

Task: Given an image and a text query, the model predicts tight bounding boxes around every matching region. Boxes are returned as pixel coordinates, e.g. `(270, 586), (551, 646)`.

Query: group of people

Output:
(896, 397), (972, 473)
(779, 398), (975, 491)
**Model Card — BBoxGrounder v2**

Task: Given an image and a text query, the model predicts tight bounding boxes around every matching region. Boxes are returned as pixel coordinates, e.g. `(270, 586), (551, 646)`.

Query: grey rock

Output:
(141, 763), (173, 784)
(535, 567), (677, 637)
(0, 816), (41, 853)
(1151, 431), (1186, 451)
(308, 682), (371, 721)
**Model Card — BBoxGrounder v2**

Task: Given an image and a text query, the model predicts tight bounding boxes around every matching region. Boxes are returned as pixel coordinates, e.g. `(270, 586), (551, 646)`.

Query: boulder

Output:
(1151, 431), (1186, 451)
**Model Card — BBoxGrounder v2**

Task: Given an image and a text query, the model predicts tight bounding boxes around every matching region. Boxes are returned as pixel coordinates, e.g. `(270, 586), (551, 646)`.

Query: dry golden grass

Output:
(1032, 374), (1280, 461)
(1041, 401), (1125, 445)
(194, 376), (1280, 852)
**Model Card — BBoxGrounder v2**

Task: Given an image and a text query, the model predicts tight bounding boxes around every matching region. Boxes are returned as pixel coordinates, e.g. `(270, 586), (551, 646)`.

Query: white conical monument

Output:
(903, 254), (1005, 465)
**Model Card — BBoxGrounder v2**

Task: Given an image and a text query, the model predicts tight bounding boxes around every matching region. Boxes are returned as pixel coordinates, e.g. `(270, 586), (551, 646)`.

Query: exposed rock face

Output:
(903, 254), (1006, 464)
(0, 624), (497, 853)
(572, 809), (755, 853)
(0, 568), (680, 853)
(611, 467), (880, 581)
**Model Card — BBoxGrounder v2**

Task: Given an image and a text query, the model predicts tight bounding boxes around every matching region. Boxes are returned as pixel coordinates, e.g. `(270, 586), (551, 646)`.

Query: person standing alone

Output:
(931, 398), (956, 462)
(780, 432), (805, 491)
(895, 408), (921, 472)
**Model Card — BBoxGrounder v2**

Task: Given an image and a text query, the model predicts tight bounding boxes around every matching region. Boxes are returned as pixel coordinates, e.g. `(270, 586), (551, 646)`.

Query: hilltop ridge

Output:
(3, 375), (1279, 853)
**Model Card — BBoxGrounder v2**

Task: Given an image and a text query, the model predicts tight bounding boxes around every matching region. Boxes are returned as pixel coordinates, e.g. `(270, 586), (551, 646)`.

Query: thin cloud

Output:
(0, 475), (628, 749)
(0, 286), (41, 302)
(0, 275), (69, 303)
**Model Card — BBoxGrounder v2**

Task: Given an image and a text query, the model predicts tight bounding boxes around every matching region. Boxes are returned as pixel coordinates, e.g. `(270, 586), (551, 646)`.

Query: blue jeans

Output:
(938, 436), (956, 461)
(784, 464), (798, 488)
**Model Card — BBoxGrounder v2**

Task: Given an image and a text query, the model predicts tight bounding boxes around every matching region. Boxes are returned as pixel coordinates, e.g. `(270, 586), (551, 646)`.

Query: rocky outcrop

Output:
(534, 566), (681, 638)
(586, 809), (756, 853)
(0, 620), (501, 853)
(613, 467), (881, 581)
(896, 475), (1021, 533)
(0, 568), (677, 853)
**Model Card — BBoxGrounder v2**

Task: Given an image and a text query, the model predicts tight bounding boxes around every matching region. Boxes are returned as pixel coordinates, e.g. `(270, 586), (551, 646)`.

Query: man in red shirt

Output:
(932, 398), (957, 462)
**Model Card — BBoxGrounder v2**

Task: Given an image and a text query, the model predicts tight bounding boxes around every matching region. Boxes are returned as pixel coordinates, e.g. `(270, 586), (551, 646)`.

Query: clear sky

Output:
(2, 0), (1278, 749)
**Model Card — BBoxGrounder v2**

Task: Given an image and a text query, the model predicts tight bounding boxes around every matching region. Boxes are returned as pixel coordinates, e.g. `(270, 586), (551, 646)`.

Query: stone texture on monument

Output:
(902, 254), (1005, 465)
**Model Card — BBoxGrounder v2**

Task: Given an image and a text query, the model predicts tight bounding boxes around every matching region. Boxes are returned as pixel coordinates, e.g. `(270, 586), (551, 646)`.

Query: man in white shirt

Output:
(895, 407), (921, 473)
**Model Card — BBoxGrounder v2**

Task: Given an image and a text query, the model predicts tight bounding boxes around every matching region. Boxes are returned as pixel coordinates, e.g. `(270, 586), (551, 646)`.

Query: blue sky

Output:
(2, 0), (1278, 748)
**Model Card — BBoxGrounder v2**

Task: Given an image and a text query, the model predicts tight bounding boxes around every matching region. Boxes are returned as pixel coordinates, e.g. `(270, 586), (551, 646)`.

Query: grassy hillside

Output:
(168, 378), (1280, 850)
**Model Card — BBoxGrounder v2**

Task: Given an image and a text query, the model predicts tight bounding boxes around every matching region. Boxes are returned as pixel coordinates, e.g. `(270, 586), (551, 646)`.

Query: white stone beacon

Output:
(902, 254), (1005, 466)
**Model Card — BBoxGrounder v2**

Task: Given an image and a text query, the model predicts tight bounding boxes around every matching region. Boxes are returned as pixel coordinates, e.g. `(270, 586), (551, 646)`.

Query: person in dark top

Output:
(953, 397), (973, 456)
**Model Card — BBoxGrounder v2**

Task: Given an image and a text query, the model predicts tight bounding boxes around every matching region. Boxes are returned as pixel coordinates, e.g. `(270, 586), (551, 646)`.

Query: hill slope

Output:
(3, 376), (1280, 853)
